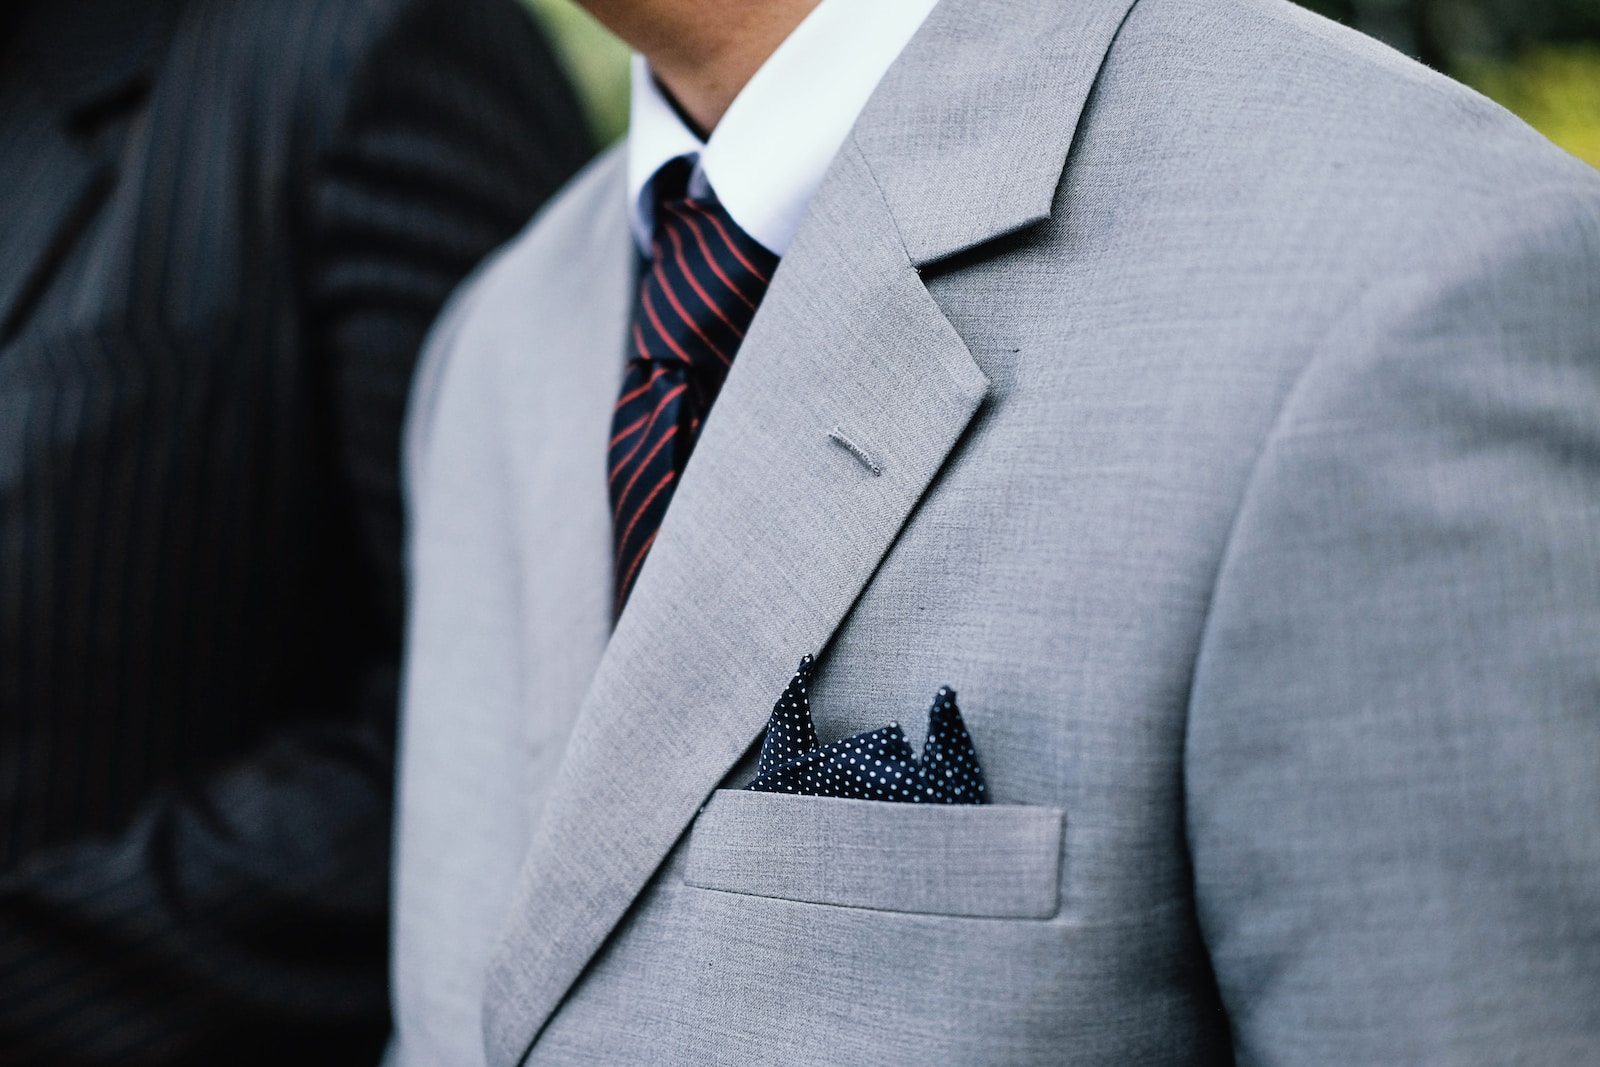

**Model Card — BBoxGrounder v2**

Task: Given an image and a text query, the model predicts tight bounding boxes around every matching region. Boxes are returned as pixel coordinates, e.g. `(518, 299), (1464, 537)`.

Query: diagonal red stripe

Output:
(665, 205), (758, 312)
(632, 321), (652, 361)
(699, 205), (773, 285)
(651, 258), (731, 366)
(614, 360), (666, 411)
(615, 528), (660, 616)
(641, 286), (702, 368)
(614, 470), (674, 572)
(610, 383), (685, 481)
(612, 422), (679, 521)
(609, 412), (648, 449)
(664, 224), (745, 339)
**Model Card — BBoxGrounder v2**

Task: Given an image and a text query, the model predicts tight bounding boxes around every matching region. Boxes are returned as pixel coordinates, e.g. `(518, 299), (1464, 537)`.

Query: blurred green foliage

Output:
(1459, 44), (1600, 165)
(525, 0), (630, 143)
(1297, 0), (1600, 64)
(1301, 0), (1600, 165)
(526, 0), (1600, 167)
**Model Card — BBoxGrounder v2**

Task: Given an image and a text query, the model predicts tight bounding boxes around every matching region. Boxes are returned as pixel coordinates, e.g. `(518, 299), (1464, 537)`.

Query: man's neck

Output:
(579, 0), (822, 136)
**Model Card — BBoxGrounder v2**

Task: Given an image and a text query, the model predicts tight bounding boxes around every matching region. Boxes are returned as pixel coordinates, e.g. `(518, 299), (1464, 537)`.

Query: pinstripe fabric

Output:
(0, 0), (592, 1062)
(610, 159), (778, 614)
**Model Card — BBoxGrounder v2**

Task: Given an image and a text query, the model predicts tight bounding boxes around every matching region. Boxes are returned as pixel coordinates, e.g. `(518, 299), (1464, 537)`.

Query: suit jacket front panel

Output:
(396, 0), (1600, 1062)
(521, 35), (1328, 1052)
(476, 1), (1152, 1050)
(391, 148), (627, 1067)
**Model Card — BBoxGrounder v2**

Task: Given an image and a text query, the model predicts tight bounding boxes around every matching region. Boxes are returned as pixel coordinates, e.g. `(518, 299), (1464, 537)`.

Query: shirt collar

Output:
(626, 0), (940, 257)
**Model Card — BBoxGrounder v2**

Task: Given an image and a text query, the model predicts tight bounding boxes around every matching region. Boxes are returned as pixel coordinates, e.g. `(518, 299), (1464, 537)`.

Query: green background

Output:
(524, 0), (1600, 169)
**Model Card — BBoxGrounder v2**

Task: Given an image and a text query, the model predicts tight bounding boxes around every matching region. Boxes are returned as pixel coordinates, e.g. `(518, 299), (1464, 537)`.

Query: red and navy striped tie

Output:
(610, 158), (779, 616)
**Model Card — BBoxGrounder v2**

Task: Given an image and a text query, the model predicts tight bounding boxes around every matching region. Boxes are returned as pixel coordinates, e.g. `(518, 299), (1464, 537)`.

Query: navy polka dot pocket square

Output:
(746, 655), (988, 804)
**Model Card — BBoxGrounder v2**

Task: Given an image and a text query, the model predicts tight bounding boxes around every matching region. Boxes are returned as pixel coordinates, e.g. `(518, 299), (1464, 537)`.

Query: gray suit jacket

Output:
(389, 0), (1600, 1063)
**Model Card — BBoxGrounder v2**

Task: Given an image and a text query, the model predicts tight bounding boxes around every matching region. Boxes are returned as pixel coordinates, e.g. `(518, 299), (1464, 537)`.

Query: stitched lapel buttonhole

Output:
(828, 427), (882, 476)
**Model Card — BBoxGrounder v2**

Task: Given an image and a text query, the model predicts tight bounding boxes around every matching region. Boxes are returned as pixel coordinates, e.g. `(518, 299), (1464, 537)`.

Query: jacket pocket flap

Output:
(685, 789), (1064, 919)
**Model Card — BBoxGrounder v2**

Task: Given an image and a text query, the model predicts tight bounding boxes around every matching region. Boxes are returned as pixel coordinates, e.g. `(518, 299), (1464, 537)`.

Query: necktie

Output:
(609, 158), (779, 617)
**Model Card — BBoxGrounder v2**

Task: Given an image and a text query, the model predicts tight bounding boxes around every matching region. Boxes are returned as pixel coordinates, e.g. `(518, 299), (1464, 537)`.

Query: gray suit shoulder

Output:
(1109, 0), (1600, 269)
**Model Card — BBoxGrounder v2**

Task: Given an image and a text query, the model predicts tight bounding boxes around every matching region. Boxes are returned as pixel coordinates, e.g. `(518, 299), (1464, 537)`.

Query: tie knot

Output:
(633, 161), (778, 375)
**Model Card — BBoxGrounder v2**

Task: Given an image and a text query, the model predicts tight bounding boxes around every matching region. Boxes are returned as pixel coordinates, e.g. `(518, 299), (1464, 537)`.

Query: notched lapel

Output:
(856, 0), (1141, 268)
(483, 141), (987, 1066)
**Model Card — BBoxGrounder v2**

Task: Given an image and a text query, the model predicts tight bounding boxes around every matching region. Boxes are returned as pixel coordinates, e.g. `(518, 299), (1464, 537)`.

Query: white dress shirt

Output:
(626, 0), (940, 258)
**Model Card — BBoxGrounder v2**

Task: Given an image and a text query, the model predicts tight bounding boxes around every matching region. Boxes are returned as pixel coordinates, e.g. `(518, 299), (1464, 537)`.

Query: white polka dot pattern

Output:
(747, 656), (989, 805)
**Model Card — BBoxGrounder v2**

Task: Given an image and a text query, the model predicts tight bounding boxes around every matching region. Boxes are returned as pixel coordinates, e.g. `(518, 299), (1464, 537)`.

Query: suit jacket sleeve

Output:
(1186, 187), (1600, 1063)
(0, 1), (591, 1063)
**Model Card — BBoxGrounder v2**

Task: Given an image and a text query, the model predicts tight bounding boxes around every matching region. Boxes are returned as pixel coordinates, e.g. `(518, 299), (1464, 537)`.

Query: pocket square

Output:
(746, 655), (988, 804)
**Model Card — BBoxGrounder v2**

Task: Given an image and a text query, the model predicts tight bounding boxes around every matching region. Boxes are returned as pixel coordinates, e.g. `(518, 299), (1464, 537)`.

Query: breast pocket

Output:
(684, 789), (1065, 919)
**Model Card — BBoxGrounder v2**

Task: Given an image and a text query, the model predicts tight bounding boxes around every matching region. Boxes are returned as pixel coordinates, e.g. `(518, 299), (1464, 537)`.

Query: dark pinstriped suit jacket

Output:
(0, 0), (592, 1061)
